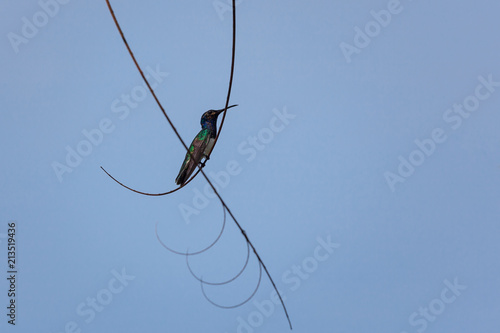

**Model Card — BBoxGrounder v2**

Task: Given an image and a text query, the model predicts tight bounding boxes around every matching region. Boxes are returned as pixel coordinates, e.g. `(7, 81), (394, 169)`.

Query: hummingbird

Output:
(175, 105), (238, 185)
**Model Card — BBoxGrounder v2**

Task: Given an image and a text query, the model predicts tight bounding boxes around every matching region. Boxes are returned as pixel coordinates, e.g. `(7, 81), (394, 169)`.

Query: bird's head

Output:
(200, 104), (238, 125)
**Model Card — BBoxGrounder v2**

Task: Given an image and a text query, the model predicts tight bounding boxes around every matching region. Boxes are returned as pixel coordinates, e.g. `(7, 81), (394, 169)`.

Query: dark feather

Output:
(175, 129), (209, 185)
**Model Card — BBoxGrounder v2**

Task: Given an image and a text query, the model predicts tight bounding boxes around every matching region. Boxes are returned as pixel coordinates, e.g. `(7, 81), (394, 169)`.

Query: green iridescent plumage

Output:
(175, 129), (210, 185)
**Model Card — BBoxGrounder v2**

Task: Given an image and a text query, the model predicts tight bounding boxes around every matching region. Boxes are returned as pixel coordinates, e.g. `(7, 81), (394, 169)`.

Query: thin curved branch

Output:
(155, 203), (226, 256)
(208, 0), (238, 158)
(102, 0), (234, 195)
(200, 261), (262, 309)
(104, 0), (192, 153)
(100, 166), (200, 196)
(186, 238), (250, 286)
(104, 1), (292, 329)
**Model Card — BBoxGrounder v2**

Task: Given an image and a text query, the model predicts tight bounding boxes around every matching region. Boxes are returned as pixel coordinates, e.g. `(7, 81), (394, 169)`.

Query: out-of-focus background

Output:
(1, 1), (499, 332)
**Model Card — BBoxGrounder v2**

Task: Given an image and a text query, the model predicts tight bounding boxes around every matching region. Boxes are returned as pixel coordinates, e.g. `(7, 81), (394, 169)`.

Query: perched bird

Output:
(175, 105), (238, 185)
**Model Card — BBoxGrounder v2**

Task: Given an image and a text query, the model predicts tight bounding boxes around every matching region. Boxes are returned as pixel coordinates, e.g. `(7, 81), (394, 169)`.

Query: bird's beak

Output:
(215, 104), (238, 113)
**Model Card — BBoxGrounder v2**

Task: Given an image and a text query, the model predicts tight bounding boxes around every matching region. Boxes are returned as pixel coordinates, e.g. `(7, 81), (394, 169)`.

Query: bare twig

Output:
(103, 1), (292, 328)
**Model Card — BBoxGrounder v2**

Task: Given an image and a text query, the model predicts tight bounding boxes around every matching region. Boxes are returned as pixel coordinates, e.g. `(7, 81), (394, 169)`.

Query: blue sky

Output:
(1, 0), (499, 332)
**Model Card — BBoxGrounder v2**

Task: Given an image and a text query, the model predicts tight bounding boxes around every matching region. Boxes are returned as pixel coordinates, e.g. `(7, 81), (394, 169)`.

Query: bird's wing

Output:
(175, 129), (209, 185)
